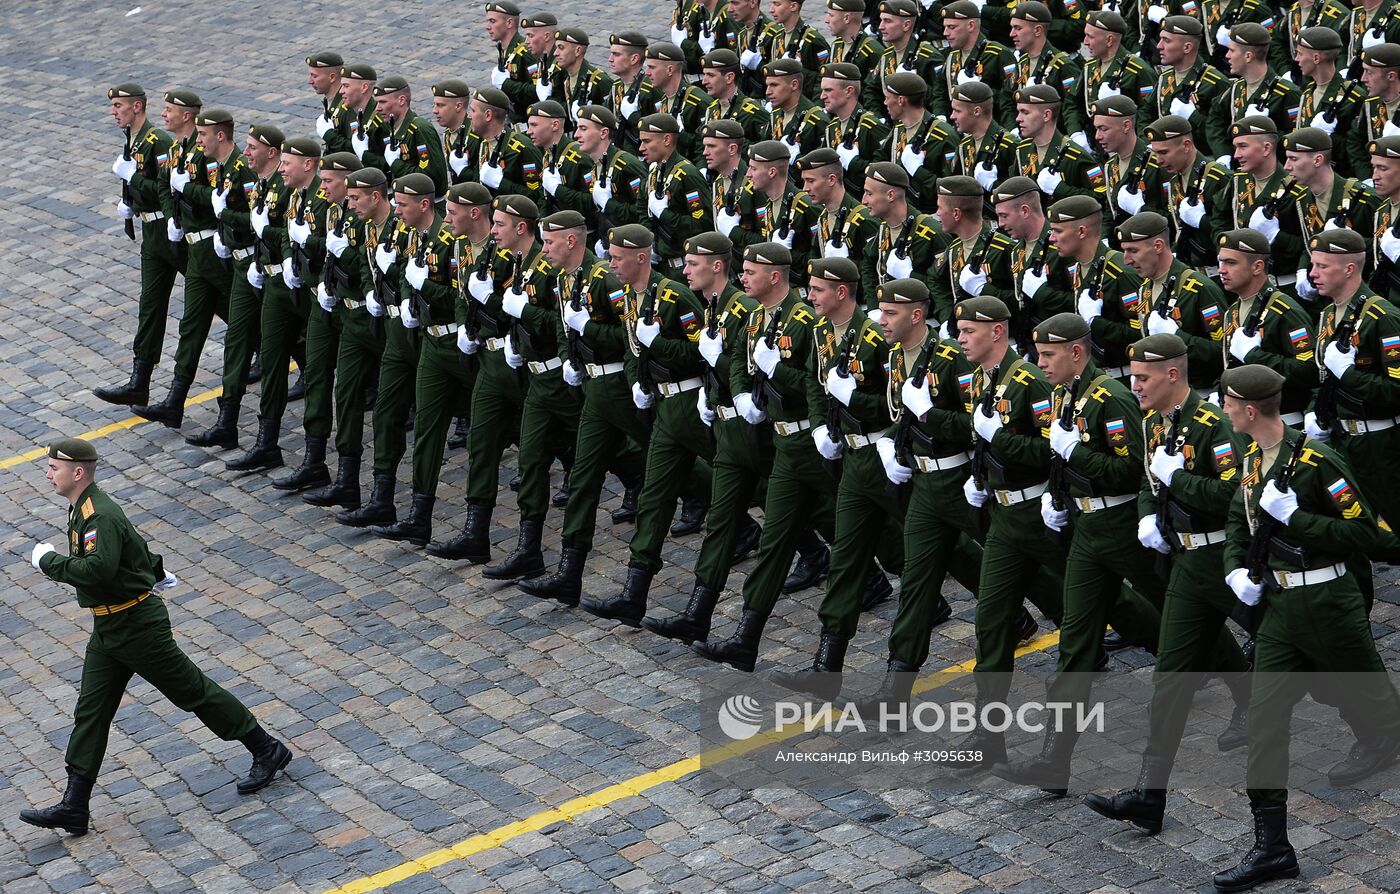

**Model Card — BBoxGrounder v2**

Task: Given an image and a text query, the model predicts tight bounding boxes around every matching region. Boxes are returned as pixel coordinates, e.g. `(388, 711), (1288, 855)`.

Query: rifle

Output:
(634, 284), (660, 426)
(506, 252), (529, 388)
(250, 175), (270, 300)
(701, 290), (723, 446)
(1045, 376), (1078, 545)
(887, 348), (932, 499)
(751, 306), (785, 413)
(1226, 293), (1268, 371)
(1147, 272), (1181, 327)
(369, 219), (398, 341)
(1314, 294), (1365, 437)
(824, 324), (860, 480)
(405, 228), (429, 352)
(909, 113), (940, 155)
(773, 189), (794, 241)
(826, 202), (852, 252)
(1113, 150), (1151, 226)
(289, 186), (313, 312)
(886, 217), (916, 278)
(1237, 433), (1308, 632)
(120, 126), (136, 241)
(1172, 159), (1209, 255)
(170, 135), (193, 263)
(1152, 407), (1185, 577)
(1013, 226), (1054, 350)
(562, 259), (586, 401)
(496, 42), (509, 77)
(968, 363), (1000, 531)
(322, 199), (349, 322)
(462, 235), (497, 367)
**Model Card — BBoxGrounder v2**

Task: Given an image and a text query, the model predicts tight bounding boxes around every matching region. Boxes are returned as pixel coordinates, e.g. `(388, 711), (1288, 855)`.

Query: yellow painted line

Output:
(323, 631), (1062, 894)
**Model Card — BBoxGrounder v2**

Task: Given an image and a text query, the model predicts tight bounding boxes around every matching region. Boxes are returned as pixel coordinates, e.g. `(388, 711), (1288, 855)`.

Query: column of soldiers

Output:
(97, 1), (1400, 890)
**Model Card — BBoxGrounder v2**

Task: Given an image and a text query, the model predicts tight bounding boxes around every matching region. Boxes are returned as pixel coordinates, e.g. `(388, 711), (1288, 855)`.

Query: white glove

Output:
(491, 66), (509, 87)
(1226, 568), (1263, 605)
(468, 272), (494, 302)
(1020, 267), (1048, 301)
(901, 376), (934, 418)
(734, 391), (766, 423)
(1229, 326), (1262, 362)
(169, 165), (190, 193)
(116, 199), (133, 220)
(1363, 27), (1386, 50)
(876, 437), (914, 485)
(480, 162), (504, 189)
(563, 361), (585, 386)
(824, 241), (849, 259)
(1179, 198), (1206, 228)
(956, 69), (979, 85)
(1150, 445), (1186, 487)
(900, 144), (925, 175)
(1279, 71), (1295, 85)
(812, 423), (843, 460)
(155, 571), (179, 591)
(647, 190), (668, 218)
(504, 340), (525, 368)
(536, 81), (552, 102)
(592, 179), (611, 210)
(405, 257), (429, 290)
(699, 31), (715, 52)
(213, 233), (231, 259)
(543, 168), (562, 196)
(565, 303), (591, 334)
(1036, 166), (1063, 195)
(974, 162), (998, 191)
(167, 218), (184, 242)
(325, 228), (349, 257)
(698, 329), (723, 367)
(400, 299), (420, 328)
(782, 137), (800, 163)
(1303, 411), (1331, 442)
(1324, 340), (1356, 378)
(366, 290), (385, 317)
(1040, 490), (1069, 532)
(835, 142), (859, 169)
(632, 381), (656, 409)
(1215, 25), (1233, 48)
(697, 388), (717, 426)
(620, 95), (640, 118)
(1310, 112), (1337, 135)
(1248, 206), (1280, 244)
(282, 257), (303, 288)
(1382, 228), (1400, 262)
(1147, 311), (1179, 336)
(211, 188), (228, 217)
(1116, 184), (1145, 216)
(449, 150), (471, 176)
(375, 243), (397, 274)
(246, 264), (266, 289)
(29, 543), (55, 569)
(1259, 480), (1299, 525)
(1323, 216), (1343, 232)
(317, 282), (336, 312)
(958, 263), (988, 296)
(867, 308), (883, 325)
(289, 218), (312, 247)
(769, 225), (792, 248)
(315, 113), (335, 138)
(670, 25), (687, 45)
(753, 335), (781, 376)
(715, 207), (741, 236)
(1050, 420), (1079, 460)
(1147, 4), (1167, 22)
(251, 205), (270, 238)
(1215, 154), (1233, 170)
(502, 287), (528, 318)
(1070, 131), (1091, 151)
(594, 238), (608, 257)
(456, 327), (479, 354)
(963, 477), (990, 508)
(1137, 515), (1171, 554)
(385, 143), (402, 166)
(635, 317), (661, 347)
(1244, 103), (1268, 119)
(1169, 97), (1197, 120)
(741, 49), (763, 71)
(113, 154), (137, 182)
(1296, 268), (1317, 300)
(1097, 82), (1122, 100)
(972, 405), (1003, 442)
(886, 251), (914, 279)
(825, 367), (857, 406)
(1077, 291), (1102, 322)
(351, 128), (370, 158)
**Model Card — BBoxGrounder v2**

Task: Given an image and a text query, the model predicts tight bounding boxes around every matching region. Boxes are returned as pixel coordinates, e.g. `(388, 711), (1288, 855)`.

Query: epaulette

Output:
(435, 228), (453, 246)
(316, 187), (329, 202)
(1298, 445), (1322, 467)
(914, 219), (937, 239)
(1105, 254), (1124, 275)
(1062, 141), (1087, 161)
(989, 230), (1015, 249)
(1266, 294), (1292, 314)
(1181, 276), (1202, 293)
(1192, 405), (1220, 424)
(494, 246), (512, 262)
(936, 342), (958, 360)
(860, 321), (884, 347)
(1123, 56), (1146, 74)
(1203, 164), (1228, 184)
(1201, 67), (1225, 85)
(658, 285), (678, 303)
(1012, 365), (1036, 384)
(792, 305), (815, 324)
(507, 133), (527, 150)
(1245, 440), (1259, 456)
(726, 295), (750, 316)
(741, 97), (762, 114)
(80, 498), (95, 520)
(1088, 383), (1111, 402)
(802, 108), (825, 125)
(531, 255), (551, 274)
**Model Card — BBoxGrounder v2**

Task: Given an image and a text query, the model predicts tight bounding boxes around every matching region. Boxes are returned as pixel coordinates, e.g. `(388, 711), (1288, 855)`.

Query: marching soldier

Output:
(529, 100), (596, 219)
(1347, 0), (1400, 59)
(730, 0), (784, 98)
(1275, 0), (1350, 82)
(717, 140), (816, 275)
(1216, 23), (1302, 142)
(577, 105), (647, 251)
(859, 162), (944, 302)
(1283, 127), (1382, 279)
(1063, 12), (1156, 141)
(1202, 0), (1275, 73)
(1152, 17), (1232, 160)
(1011, 85), (1108, 208)
(1372, 135), (1400, 301)
(1094, 96), (1168, 228)
(1229, 116), (1310, 278)
(485, 0), (541, 121)
(1003, 2), (1081, 98)
(768, 0), (831, 100)
(607, 31), (662, 153)
(340, 64), (391, 176)
(521, 12), (559, 103)
(639, 113), (713, 270)
(552, 28), (616, 117)
(946, 81), (1017, 191)
(308, 51), (348, 154)
(700, 50), (772, 146)
(1146, 115), (1233, 270)
(1054, 195), (1144, 381)
(817, 62), (888, 197)
(645, 42), (717, 160)
(984, 0), (1085, 55)
(1294, 27), (1366, 178)
(470, 87), (546, 201)
(795, 148), (879, 278)
(432, 79), (475, 186)
(673, 0), (739, 73)
(700, 119), (750, 217)
(1356, 43), (1400, 183)
(930, 2), (1015, 127)
(764, 58), (830, 160)
(823, 0), (886, 86)
(881, 71), (957, 212)
(932, 175), (1017, 324)
(991, 176), (1063, 356)
(862, 0), (940, 115)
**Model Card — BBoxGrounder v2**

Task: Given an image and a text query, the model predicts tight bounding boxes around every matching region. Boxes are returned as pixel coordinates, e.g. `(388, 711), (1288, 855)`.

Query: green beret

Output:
(1032, 312), (1091, 344)
(485, 0), (521, 14)
(809, 256), (860, 282)
(306, 51), (344, 68)
(686, 232), (734, 256)
(432, 79), (472, 99)
(942, 0), (981, 19)
(796, 148), (842, 171)
(866, 161), (910, 190)
(1283, 127), (1331, 153)
(1230, 23), (1271, 48)
(196, 108), (233, 126)
(163, 89), (201, 109)
(320, 151), (361, 172)
(557, 27), (589, 46)
(1011, 1), (1052, 23)
(1297, 26), (1343, 52)
(578, 104), (619, 130)
(1127, 334), (1187, 363)
(702, 49), (741, 71)
(393, 172), (436, 195)
(528, 100), (568, 119)
(1145, 115), (1192, 142)
(1087, 10), (1127, 34)
(638, 113), (681, 134)
(1116, 211), (1169, 242)
(1046, 195), (1103, 223)
(1216, 228), (1271, 256)
(346, 167), (388, 189)
(749, 139), (792, 163)
(699, 118), (746, 141)
(1092, 95), (1138, 119)
(493, 194), (540, 219)
(1229, 115), (1278, 139)
(646, 41), (686, 63)
(610, 30), (649, 48)
(991, 176), (1038, 203)
(248, 123), (285, 147)
(447, 182), (493, 206)
(1371, 135), (1400, 158)
(879, 0), (920, 18)
(878, 278), (929, 304)
(820, 62), (863, 82)
(937, 175), (982, 198)
(954, 296), (1011, 323)
(952, 81), (994, 104)
(827, 0), (865, 10)
(1220, 365), (1285, 401)
(764, 57), (805, 79)
(744, 241), (792, 266)
(342, 63), (377, 81)
(1363, 43), (1400, 68)
(884, 72), (926, 98)
(49, 438), (98, 463)
(1161, 15), (1203, 36)
(1015, 84), (1062, 106)
(541, 210), (588, 230)
(1309, 229), (1366, 254)
(609, 223), (655, 249)
(521, 12), (557, 27)
(108, 82), (145, 99)
(474, 87), (512, 112)
(281, 136), (322, 158)
(374, 75), (410, 96)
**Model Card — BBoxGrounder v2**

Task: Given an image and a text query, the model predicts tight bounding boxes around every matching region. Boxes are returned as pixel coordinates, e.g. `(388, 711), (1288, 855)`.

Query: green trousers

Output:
(560, 372), (650, 551)
(410, 331), (477, 493)
(256, 274), (310, 423)
(516, 367), (581, 522)
(371, 318), (419, 476)
(332, 309), (385, 458)
(740, 433), (837, 617)
(171, 239), (231, 383)
(629, 388), (716, 572)
(67, 598), (256, 781)
(692, 419), (773, 591)
(133, 220), (182, 365)
(219, 258), (259, 403)
(303, 305), (341, 440)
(460, 347), (524, 502)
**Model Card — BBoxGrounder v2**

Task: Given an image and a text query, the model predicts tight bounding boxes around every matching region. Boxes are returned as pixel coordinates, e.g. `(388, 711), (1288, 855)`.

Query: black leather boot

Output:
(1014, 607), (1040, 645)
(1327, 734), (1400, 786)
(303, 455), (361, 509)
(772, 632), (849, 701)
(1102, 628), (1129, 653)
(1212, 802), (1299, 893)
(426, 501), (491, 561)
(19, 768), (92, 835)
(272, 435), (330, 491)
(337, 473), (395, 527)
(936, 727), (1008, 773)
(581, 562), (652, 627)
(552, 471), (570, 507)
(132, 376), (191, 428)
(246, 353), (263, 383)
(1082, 756), (1169, 834)
(643, 583), (720, 644)
(518, 546), (586, 606)
(611, 475), (642, 524)
(371, 491), (434, 546)
(483, 519), (546, 580)
(669, 495), (707, 537)
(287, 370), (306, 401)
(236, 726), (292, 794)
(1218, 705), (1249, 753)
(855, 656), (918, 717)
(186, 395), (241, 449)
(94, 357), (154, 406)
(861, 565), (893, 611)
(692, 609), (767, 672)
(446, 415), (470, 449)
(784, 531), (829, 592)
(730, 516), (761, 563)
(225, 416), (283, 472)
(990, 728), (1076, 796)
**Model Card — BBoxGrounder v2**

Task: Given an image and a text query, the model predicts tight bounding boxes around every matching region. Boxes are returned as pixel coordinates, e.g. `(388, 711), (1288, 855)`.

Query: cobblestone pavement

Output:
(2, 3), (1399, 893)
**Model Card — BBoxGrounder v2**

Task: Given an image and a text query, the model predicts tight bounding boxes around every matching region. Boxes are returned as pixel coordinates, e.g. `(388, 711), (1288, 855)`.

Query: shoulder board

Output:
(531, 255), (552, 274)
(792, 306), (816, 325)
(1298, 446), (1323, 467)
(1062, 143), (1086, 160)
(914, 221), (936, 239)
(1088, 384), (1111, 403)
(936, 343), (958, 360)
(1124, 57), (1146, 73)
(741, 98), (762, 113)
(658, 286), (678, 303)
(989, 231), (1015, 249)
(861, 323), (884, 347)
(1104, 257), (1124, 275)
(436, 229), (453, 246)
(1181, 276), (1202, 292)
(80, 498), (95, 520)
(315, 187), (329, 202)
(726, 295), (750, 316)
(507, 133), (528, 150)
(1201, 68), (1224, 85)
(1192, 405), (1220, 425)
(1012, 366), (1036, 385)
(1203, 165), (1227, 183)
(1245, 440), (1259, 456)
(1266, 295), (1293, 314)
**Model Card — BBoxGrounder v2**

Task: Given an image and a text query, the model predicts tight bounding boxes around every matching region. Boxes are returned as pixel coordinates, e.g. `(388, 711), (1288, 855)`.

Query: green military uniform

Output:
(1063, 16), (1157, 136)
(313, 53), (352, 156)
(1274, 1), (1350, 81)
(950, 119), (1018, 186)
(1097, 100), (1169, 227)
(328, 64), (378, 160)
(1069, 235), (1145, 378)
(724, 140), (817, 276)
(1149, 114), (1233, 269)
(999, 3), (1082, 94)
(929, 4), (1016, 126)
(799, 161), (880, 290)
(678, 1), (741, 73)
(555, 53), (616, 113)
(585, 106), (649, 244)
(1293, 24), (1366, 177)
(735, 14), (786, 98)
(770, 16), (831, 99)
(606, 32), (664, 152)
(496, 30), (542, 121)
(648, 42), (717, 160)
(765, 68), (832, 160)
(860, 25), (942, 115)
(931, 218), (1017, 325)
(821, 99), (888, 197)
(1153, 52), (1232, 159)
(984, 0), (1085, 54)
(1013, 131), (1107, 209)
(1200, 0), (1275, 67)
(826, 14), (886, 87)
(998, 184), (1071, 353)
(708, 88), (773, 146)
(1216, 42), (1302, 143)
(381, 99), (449, 197)
(638, 114), (713, 266)
(880, 94), (959, 211)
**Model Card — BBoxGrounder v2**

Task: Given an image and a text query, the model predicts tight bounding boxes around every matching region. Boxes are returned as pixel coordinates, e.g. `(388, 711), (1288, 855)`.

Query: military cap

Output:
(347, 167), (388, 189)
(991, 176), (1038, 203)
(163, 89), (202, 108)
(321, 151), (361, 172)
(1310, 229), (1366, 254)
(306, 51), (344, 68)
(646, 41), (686, 63)
(1046, 195), (1103, 222)
(557, 27), (589, 46)
(828, 0), (864, 10)
(578, 104), (619, 129)
(611, 30), (649, 48)
(432, 79), (471, 98)
(485, 0), (521, 14)
(699, 118), (746, 140)
(393, 172), (436, 195)
(866, 161), (911, 189)
(528, 100), (568, 119)
(474, 86), (512, 112)
(1216, 228), (1270, 256)
(955, 296), (1011, 322)
(702, 49), (741, 71)
(1033, 312), (1091, 343)
(937, 175), (982, 197)
(943, 0), (981, 19)
(750, 139), (793, 163)
(820, 62), (863, 82)
(1011, 1), (1052, 22)
(373, 75), (409, 96)
(196, 108), (233, 126)
(1283, 127), (1331, 152)
(952, 80), (994, 104)
(609, 223), (655, 248)
(745, 242), (792, 266)
(1219, 364), (1284, 400)
(686, 231), (734, 255)
(883, 71), (926, 97)
(540, 209), (588, 229)
(1362, 43), (1400, 68)
(1160, 15), (1203, 36)
(1230, 23), (1271, 48)
(1087, 10), (1127, 34)
(248, 123), (285, 147)
(1297, 26), (1343, 52)
(1092, 95), (1138, 118)
(1370, 135), (1400, 157)
(879, 0), (920, 18)
(342, 63), (377, 81)
(281, 136), (322, 158)
(809, 256), (860, 282)
(1127, 333), (1187, 362)
(448, 182), (493, 206)
(49, 438), (98, 463)
(521, 11), (557, 27)
(108, 82), (145, 99)
(1015, 83), (1062, 105)
(796, 147), (842, 171)
(1229, 115), (1277, 138)
(1117, 211), (1169, 242)
(1145, 115), (1192, 142)
(638, 112), (681, 134)
(878, 278), (929, 303)
(764, 57), (805, 78)
(493, 194), (539, 219)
